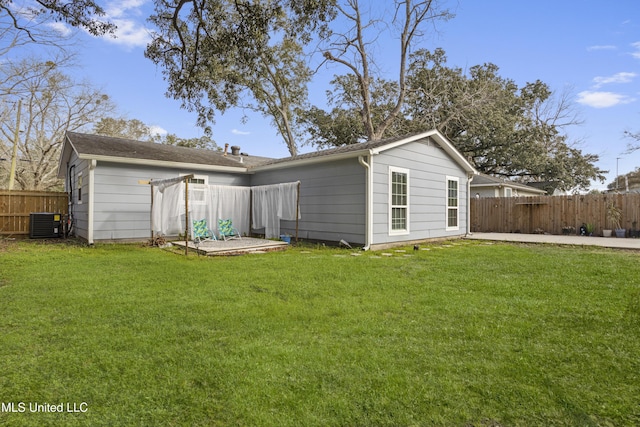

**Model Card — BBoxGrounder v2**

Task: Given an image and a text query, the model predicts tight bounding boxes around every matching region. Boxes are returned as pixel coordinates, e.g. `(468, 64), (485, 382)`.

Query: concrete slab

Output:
(466, 232), (640, 250)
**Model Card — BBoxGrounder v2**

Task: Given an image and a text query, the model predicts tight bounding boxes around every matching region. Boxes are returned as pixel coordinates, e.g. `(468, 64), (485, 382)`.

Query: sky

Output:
(27, 0), (640, 191)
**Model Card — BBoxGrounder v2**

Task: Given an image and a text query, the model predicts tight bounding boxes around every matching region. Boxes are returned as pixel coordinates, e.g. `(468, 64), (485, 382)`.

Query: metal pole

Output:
(184, 179), (189, 256)
(8, 99), (22, 190)
(295, 181), (300, 244)
(616, 157), (620, 192)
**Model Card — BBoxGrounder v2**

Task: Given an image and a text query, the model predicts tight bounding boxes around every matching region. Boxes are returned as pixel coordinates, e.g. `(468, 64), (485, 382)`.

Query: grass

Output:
(0, 238), (639, 426)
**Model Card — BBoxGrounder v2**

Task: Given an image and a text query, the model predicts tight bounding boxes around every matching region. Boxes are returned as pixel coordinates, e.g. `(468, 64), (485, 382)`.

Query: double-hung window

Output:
(389, 167), (409, 235)
(446, 176), (459, 230)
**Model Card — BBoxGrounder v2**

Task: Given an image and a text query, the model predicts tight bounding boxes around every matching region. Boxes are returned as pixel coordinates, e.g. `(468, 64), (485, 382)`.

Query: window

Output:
(446, 177), (459, 230)
(77, 172), (83, 204)
(389, 167), (409, 234)
(505, 187), (513, 197)
(182, 174), (208, 205)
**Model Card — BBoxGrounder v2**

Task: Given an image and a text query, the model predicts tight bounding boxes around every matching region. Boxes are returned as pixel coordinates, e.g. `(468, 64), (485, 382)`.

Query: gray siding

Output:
(371, 138), (469, 245)
(92, 162), (250, 241)
(62, 154), (89, 241)
(251, 158), (367, 245)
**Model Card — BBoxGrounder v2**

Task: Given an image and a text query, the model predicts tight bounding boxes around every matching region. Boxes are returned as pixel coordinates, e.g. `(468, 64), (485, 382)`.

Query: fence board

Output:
(0, 190), (68, 236)
(470, 193), (640, 236)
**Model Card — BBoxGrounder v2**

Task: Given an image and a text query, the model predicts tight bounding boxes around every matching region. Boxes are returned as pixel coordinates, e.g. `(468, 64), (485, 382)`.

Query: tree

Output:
(94, 117), (219, 151)
(0, 0), (115, 43)
(145, 0), (336, 156)
(624, 129), (640, 153)
(320, 0), (453, 141)
(94, 118), (155, 141)
(306, 47), (605, 192)
(0, 56), (116, 190)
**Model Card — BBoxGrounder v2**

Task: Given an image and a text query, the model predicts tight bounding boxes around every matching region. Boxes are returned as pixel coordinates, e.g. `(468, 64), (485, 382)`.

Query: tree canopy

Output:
(145, 0), (336, 155)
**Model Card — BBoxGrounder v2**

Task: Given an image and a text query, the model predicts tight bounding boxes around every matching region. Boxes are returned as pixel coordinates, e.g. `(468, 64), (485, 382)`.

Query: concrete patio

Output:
(466, 232), (640, 250)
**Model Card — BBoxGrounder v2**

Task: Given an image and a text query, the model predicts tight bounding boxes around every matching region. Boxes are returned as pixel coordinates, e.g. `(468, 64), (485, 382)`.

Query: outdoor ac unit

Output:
(29, 213), (62, 239)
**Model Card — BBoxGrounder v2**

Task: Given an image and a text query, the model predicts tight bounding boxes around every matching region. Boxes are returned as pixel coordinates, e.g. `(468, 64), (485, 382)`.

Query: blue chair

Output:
(192, 218), (216, 248)
(218, 218), (241, 241)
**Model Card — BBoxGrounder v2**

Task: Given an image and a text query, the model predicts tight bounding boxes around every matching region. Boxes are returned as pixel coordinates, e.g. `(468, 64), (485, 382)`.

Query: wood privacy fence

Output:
(470, 193), (640, 236)
(0, 190), (68, 236)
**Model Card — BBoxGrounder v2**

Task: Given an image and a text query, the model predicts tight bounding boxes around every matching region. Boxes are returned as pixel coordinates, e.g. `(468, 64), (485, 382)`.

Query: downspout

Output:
(466, 172), (475, 236)
(88, 159), (97, 245)
(358, 153), (373, 250)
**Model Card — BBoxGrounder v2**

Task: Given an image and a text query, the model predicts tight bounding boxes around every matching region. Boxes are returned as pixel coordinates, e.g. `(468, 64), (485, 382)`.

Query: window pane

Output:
(392, 207), (406, 230)
(447, 208), (458, 228)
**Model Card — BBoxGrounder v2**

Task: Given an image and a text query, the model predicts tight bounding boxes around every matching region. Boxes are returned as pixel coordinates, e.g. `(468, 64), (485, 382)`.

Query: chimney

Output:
(223, 143), (229, 156)
(231, 145), (241, 156)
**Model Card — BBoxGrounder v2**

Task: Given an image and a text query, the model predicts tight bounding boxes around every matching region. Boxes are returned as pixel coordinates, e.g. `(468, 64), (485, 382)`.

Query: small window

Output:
(446, 177), (459, 230)
(505, 187), (513, 197)
(389, 167), (409, 235)
(77, 172), (83, 204)
(182, 174), (208, 205)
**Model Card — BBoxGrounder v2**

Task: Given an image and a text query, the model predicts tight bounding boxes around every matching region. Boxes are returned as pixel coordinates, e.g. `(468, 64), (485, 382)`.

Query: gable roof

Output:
(57, 132), (271, 178)
(471, 173), (547, 195)
(58, 129), (477, 178)
(253, 129), (477, 174)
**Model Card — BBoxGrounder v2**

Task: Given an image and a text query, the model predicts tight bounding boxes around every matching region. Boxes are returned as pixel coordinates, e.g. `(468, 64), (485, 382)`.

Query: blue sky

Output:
(43, 0), (640, 190)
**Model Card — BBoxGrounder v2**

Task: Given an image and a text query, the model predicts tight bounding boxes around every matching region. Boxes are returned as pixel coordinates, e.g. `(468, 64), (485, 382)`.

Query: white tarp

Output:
(151, 180), (298, 239)
(251, 182), (300, 238)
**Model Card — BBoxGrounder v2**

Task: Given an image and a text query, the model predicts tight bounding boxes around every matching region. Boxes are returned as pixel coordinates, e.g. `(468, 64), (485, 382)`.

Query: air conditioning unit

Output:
(29, 213), (62, 239)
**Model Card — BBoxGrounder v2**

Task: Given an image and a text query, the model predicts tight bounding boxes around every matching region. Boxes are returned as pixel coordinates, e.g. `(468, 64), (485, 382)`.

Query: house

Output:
(471, 173), (547, 198)
(57, 129), (477, 249)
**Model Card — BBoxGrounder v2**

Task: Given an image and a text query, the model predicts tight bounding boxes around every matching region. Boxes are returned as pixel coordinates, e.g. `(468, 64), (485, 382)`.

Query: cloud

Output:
(632, 41), (640, 59)
(592, 72), (637, 88)
(95, 0), (151, 48)
(587, 45), (617, 51)
(149, 125), (168, 137)
(577, 91), (635, 108)
(231, 129), (251, 135)
(106, 0), (147, 18)
(104, 18), (151, 48)
(46, 22), (73, 37)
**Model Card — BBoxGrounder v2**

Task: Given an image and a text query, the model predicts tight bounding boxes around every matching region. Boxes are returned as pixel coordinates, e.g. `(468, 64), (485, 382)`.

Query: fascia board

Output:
(251, 149), (370, 172)
(77, 154), (249, 174)
(57, 136), (79, 179)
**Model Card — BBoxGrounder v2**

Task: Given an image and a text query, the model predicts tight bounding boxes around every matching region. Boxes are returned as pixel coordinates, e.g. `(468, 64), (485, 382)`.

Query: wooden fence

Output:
(470, 193), (640, 236)
(0, 190), (68, 236)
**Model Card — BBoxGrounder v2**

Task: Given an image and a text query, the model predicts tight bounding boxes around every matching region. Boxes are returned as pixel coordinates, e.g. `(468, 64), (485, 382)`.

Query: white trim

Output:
(358, 153), (373, 249)
(446, 176), (460, 231)
(88, 160), (97, 244)
(77, 153), (248, 174)
(389, 166), (410, 236)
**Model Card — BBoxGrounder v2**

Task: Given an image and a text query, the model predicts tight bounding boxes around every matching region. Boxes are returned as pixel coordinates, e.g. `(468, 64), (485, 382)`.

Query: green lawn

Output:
(0, 239), (639, 426)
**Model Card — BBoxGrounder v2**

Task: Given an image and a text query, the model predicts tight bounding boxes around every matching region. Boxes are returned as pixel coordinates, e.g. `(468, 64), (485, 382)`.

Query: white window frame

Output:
(504, 187), (513, 197)
(389, 166), (410, 235)
(182, 174), (208, 206)
(446, 176), (459, 231)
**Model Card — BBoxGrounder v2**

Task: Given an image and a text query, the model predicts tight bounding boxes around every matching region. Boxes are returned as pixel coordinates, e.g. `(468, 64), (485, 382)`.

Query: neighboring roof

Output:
(57, 132), (273, 178)
(471, 173), (547, 194)
(253, 129), (477, 174)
